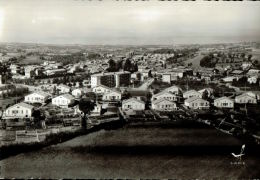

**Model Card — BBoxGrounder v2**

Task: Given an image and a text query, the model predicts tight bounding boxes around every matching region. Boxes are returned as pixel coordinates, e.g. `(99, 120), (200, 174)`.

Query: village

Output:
(0, 42), (260, 146)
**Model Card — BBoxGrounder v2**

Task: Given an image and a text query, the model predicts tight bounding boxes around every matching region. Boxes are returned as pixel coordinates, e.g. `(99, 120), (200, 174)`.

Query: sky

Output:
(0, 0), (260, 45)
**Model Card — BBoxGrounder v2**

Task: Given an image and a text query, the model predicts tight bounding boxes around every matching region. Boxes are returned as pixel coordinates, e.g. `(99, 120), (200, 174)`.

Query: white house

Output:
(183, 90), (202, 99)
(92, 85), (111, 94)
(235, 93), (257, 104)
(152, 98), (177, 111)
(214, 96), (234, 108)
(4, 102), (34, 118)
(248, 76), (258, 84)
(102, 90), (122, 101)
(57, 84), (71, 94)
(24, 91), (50, 104)
(162, 74), (171, 84)
(72, 88), (83, 98)
(245, 91), (260, 101)
(122, 98), (145, 111)
(52, 94), (75, 107)
(152, 91), (179, 102)
(222, 76), (237, 83)
(184, 97), (210, 109)
(163, 85), (183, 95)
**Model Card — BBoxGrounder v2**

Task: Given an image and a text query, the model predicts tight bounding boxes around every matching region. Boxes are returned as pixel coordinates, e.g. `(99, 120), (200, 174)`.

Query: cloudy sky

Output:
(0, 0), (260, 45)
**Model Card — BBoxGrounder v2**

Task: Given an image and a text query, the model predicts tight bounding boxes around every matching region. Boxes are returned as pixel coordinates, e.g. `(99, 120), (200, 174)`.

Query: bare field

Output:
(1, 127), (259, 179)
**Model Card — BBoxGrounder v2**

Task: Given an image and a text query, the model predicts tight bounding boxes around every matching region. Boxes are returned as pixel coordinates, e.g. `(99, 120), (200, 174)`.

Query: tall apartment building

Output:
(91, 71), (130, 88)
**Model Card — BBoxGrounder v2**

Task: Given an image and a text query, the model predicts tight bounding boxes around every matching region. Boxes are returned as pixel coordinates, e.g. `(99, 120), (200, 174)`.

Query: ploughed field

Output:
(1, 126), (259, 179)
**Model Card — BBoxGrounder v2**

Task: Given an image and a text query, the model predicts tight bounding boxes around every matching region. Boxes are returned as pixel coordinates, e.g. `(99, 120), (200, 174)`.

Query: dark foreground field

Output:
(1, 126), (259, 179)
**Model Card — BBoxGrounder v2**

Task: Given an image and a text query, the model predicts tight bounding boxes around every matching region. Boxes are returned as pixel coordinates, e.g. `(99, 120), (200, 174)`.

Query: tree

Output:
(78, 98), (95, 130)
(123, 59), (132, 72)
(107, 59), (117, 72)
(79, 81), (83, 87)
(202, 90), (209, 100)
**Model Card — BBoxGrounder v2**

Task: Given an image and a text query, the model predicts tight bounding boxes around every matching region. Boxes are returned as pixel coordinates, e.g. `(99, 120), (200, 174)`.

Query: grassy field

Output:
(0, 127), (259, 179)
(19, 56), (43, 65)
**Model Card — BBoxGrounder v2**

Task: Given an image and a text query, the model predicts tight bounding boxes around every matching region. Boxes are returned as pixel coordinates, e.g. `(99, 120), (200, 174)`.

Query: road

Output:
(184, 52), (204, 70)
(132, 78), (154, 91)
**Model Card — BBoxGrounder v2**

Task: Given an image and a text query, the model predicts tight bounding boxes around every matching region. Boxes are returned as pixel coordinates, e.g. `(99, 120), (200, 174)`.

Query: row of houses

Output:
(3, 82), (260, 120)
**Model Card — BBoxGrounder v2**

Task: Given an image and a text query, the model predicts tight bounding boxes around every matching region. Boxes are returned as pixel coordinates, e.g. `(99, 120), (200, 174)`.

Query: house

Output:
(152, 98), (177, 111)
(222, 76), (238, 83)
(52, 94), (75, 107)
(152, 91), (179, 102)
(247, 69), (260, 76)
(184, 97), (210, 109)
(248, 76), (258, 84)
(241, 62), (252, 70)
(245, 91), (260, 101)
(183, 90), (202, 99)
(24, 91), (50, 104)
(214, 96), (234, 108)
(4, 102), (34, 118)
(57, 84), (71, 94)
(92, 85), (111, 94)
(162, 74), (171, 84)
(122, 98), (145, 111)
(72, 88), (83, 98)
(235, 93), (257, 104)
(163, 85), (183, 95)
(102, 90), (122, 101)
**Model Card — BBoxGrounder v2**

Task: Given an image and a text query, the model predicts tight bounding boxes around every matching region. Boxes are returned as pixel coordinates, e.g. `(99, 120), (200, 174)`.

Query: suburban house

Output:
(245, 91), (260, 101)
(102, 90), (122, 101)
(184, 97), (210, 109)
(52, 94), (75, 107)
(24, 91), (50, 104)
(4, 102), (34, 118)
(72, 88), (83, 98)
(163, 85), (183, 95)
(152, 91), (180, 102)
(183, 90), (202, 99)
(162, 74), (171, 83)
(122, 98), (145, 111)
(222, 76), (238, 83)
(57, 84), (71, 94)
(235, 93), (257, 104)
(248, 76), (258, 84)
(214, 96), (234, 108)
(92, 85), (111, 94)
(152, 98), (177, 111)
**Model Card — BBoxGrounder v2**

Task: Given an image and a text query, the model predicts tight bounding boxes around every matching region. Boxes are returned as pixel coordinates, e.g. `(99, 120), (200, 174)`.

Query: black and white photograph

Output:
(0, 0), (260, 179)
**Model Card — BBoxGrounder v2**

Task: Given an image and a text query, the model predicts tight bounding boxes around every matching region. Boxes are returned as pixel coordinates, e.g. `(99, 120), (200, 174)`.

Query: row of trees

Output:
(107, 59), (138, 73)
(0, 87), (29, 99)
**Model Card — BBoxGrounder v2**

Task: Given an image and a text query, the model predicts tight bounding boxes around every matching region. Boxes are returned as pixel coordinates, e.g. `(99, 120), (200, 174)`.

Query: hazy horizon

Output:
(0, 0), (260, 45)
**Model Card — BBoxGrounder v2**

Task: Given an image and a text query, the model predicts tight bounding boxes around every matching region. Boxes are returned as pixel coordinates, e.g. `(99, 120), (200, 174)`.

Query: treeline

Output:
(152, 48), (198, 55)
